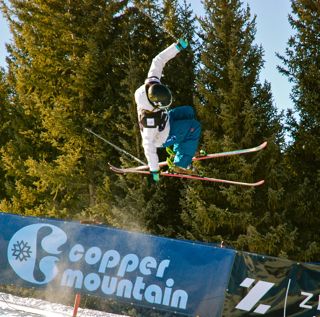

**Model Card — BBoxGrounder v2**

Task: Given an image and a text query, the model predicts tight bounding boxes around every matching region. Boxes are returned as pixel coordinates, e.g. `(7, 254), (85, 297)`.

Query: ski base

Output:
(109, 164), (264, 187)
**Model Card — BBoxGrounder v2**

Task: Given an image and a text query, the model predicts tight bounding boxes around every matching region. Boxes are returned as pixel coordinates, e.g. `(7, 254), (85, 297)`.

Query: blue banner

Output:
(0, 212), (235, 316)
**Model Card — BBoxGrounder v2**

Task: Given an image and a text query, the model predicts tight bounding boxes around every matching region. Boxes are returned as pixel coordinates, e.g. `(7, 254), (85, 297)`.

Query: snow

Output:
(0, 292), (129, 317)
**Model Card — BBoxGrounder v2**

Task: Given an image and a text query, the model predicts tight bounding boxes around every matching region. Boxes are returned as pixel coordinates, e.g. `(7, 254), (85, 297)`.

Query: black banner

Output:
(224, 252), (320, 316)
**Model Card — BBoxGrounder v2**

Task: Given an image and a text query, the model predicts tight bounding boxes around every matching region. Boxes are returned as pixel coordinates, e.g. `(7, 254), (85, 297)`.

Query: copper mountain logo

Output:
(8, 224), (67, 285)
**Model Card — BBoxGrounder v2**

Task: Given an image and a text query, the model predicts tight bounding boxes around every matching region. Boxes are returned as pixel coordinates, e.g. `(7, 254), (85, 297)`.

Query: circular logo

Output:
(8, 224), (67, 285)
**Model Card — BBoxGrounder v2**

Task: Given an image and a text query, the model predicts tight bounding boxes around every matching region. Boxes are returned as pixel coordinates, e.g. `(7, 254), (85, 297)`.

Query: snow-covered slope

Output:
(0, 292), (129, 317)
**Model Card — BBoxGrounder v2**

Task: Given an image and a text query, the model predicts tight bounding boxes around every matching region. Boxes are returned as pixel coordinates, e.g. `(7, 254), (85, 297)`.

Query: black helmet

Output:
(147, 83), (172, 109)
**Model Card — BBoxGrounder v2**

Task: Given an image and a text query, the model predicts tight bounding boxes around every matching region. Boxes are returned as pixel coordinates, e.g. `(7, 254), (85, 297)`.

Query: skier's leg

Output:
(162, 105), (196, 148)
(171, 119), (201, 168)
(163, 105), (201, 170)
(169, 105), (195, 121)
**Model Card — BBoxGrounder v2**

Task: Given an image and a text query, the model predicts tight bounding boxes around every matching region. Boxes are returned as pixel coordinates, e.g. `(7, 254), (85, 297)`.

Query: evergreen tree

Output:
(277, 0), (320, 261)
(180, 0), (292, 257)
(161, 0), (197, 105)
(0, 0), (128, 218)
(0, 68), (12, 201)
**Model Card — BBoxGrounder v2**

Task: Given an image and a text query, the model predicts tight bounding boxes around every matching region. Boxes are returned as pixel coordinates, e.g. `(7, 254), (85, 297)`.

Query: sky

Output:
(243, 0), (294, 112)
(0, 0), (294, 113)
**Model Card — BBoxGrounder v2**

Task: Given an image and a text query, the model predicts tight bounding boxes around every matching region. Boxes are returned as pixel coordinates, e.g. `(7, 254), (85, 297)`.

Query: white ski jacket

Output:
(134, 43), (180, 171)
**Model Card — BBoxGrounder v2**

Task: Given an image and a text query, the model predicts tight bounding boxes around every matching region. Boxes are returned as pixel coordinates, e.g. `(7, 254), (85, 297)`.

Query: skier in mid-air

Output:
(134, 39), (201, 183)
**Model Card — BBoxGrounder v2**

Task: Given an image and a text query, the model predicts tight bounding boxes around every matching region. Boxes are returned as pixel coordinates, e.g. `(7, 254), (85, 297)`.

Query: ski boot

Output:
(170, 165), (195, 175)
(166, 156), (195, 175)
(195, 148), (207, 157)
(166, 147), (199, 175)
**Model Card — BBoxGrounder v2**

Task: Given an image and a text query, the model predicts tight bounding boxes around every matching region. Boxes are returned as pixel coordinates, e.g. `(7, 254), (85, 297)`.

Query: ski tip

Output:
(255, 180), (265, 186)
(261, 141), (268, 149)
(108, 163), (123, 174)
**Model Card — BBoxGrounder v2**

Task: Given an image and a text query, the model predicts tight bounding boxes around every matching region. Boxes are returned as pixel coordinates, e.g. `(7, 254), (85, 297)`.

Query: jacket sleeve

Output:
(141, 128), (159, 171)
(147, 43), (180, 80)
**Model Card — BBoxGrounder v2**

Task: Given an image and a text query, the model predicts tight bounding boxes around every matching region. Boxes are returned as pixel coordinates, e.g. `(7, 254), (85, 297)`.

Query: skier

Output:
(134, 39), (201, 182)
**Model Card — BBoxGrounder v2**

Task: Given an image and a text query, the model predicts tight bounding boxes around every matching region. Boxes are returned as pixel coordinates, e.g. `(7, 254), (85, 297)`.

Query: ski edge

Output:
(109, 164), (265, 187)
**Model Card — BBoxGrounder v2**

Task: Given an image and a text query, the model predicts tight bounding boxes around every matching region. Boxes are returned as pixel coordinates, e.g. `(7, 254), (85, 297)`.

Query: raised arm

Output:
(147, 39), (189, 81)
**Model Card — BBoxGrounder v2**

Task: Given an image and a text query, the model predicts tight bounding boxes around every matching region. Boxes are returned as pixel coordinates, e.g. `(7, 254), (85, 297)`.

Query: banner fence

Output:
(0, 212), (319, 317)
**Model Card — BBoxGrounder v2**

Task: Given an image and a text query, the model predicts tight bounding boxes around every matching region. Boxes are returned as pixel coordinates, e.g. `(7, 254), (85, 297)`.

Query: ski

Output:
(109, 164), (265, 187)
(117, 141), (267, 172)
(193, 141), (267, 161)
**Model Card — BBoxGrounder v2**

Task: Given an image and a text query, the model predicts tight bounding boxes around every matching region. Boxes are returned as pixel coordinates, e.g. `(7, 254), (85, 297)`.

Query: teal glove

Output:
(176, 38), (188, 51)
(150, 170), (160, 183)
